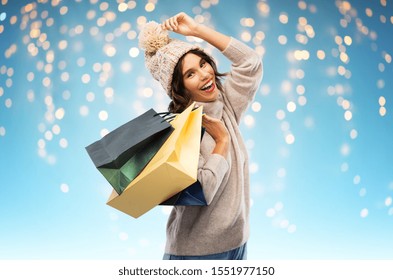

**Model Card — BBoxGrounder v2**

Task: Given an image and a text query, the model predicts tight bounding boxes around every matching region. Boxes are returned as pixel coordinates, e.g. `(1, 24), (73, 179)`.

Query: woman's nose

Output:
(200, 69), (209, 80)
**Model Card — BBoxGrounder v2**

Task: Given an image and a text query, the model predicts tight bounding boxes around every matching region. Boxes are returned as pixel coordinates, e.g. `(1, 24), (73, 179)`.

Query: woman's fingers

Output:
(202, 114), (214, 126)
(202, 114), (215, 122)
(202, 114), (229, 143)
(169, 16), (177, 30)
(162, 14), (180, 31)
(161, 19), (171, 31)
(161, 12), (196, 36)
(162, 20), (173, 31)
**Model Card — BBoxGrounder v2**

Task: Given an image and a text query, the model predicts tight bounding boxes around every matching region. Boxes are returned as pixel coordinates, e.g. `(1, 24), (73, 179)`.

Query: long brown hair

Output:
(168, 49), (226, 113)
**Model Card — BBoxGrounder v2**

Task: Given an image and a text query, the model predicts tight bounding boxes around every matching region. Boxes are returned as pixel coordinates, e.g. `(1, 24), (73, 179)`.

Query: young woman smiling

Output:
(139, 12), (263, 260)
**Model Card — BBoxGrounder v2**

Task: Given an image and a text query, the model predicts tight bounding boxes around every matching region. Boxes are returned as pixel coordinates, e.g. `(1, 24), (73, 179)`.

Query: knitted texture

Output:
(164, 38), (263, 256)
(138, 21), (199, 95)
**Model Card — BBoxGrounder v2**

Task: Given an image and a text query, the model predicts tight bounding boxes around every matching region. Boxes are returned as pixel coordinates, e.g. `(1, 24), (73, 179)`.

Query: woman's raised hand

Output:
(161, 12), (198, 36)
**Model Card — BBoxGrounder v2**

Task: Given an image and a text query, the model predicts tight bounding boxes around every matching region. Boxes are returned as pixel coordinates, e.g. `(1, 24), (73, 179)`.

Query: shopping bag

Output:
(159, 180), (207, 206)
(85, 109), (174, 195)
(160, 127), (207, 206)
(107, 102), (203, 218)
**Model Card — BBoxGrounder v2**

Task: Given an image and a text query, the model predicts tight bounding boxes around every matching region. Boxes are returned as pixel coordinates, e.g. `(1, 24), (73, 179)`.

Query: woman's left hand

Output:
(162, 12), (198, 36)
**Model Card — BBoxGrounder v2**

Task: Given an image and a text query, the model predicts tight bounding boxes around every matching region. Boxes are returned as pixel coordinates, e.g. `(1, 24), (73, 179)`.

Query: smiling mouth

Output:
(200, 80), (215, 93)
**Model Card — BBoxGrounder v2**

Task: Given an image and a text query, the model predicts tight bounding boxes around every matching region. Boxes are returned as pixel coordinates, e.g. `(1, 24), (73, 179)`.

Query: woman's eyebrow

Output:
(183, 57), (203, 77)
(182, 68), (193, 77)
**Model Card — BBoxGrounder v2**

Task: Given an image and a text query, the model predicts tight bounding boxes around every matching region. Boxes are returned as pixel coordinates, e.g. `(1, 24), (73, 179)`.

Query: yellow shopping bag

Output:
(107, 102), (203, 218)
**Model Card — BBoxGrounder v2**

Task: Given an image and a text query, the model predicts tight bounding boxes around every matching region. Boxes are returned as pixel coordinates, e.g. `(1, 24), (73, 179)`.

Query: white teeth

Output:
(201, 81), (213, 90)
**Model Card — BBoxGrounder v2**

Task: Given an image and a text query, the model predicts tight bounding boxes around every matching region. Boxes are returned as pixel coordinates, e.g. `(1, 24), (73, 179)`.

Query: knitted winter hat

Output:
(138, 21), (200, 95)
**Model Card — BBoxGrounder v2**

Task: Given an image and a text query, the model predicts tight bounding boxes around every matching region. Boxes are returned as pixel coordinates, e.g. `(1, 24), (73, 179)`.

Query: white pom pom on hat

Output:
(138, 21), (200, 95)
(138, 21), (170, 54)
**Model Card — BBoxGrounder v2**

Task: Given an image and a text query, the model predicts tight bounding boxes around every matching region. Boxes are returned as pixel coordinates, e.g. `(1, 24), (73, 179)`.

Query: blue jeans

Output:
(163, 243), (247, 260)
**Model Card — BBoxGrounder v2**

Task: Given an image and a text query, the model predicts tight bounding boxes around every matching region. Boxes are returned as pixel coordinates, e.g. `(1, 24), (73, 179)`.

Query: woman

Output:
(139, 12), (263, 260)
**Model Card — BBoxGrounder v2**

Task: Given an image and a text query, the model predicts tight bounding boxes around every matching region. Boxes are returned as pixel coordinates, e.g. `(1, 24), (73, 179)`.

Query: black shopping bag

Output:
(86, 109), (174, 195)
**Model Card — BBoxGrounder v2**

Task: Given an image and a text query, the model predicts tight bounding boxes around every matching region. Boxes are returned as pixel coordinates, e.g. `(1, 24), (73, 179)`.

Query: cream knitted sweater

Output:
(165, 37), (263, 256)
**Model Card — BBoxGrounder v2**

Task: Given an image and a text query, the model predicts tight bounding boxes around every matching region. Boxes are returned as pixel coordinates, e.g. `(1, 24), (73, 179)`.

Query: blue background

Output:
(0, 0), (392, 259)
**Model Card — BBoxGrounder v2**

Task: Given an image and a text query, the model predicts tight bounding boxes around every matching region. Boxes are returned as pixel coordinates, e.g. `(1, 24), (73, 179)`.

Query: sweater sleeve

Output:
(197, 153), (229, 205)
(221, 37), (263, 123)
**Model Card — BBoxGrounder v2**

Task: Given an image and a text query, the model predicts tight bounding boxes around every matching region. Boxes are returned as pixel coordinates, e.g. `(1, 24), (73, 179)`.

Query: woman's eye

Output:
(200, 61), (206, 67)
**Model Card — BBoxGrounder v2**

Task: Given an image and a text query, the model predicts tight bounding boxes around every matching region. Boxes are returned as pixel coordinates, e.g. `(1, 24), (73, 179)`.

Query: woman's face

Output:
(181, 52), (219, 102)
